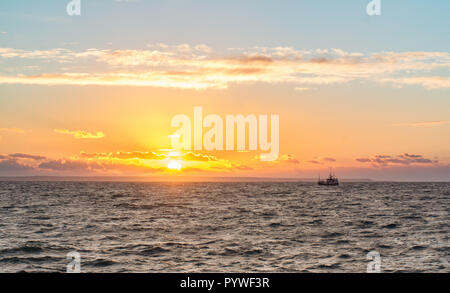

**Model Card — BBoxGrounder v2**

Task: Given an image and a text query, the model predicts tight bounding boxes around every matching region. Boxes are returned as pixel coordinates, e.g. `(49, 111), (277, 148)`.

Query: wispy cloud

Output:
(8, 153), (46, 160)
(0, 45), (448, 90)
(38, 159), (102, 172)
(381, 77), (450, 89)
(294, 87), (313, 91)
(182, 152), (218, 162)
(80, 151), (164, 160)
(393, 121), (450, 127)
(54, 128), (105, 139)
(308, 156), (336, 165)
(80, 150), (219, 162)
(253, 154), (300, 165)
(0, 127), (26, 134)
(356, 153), (438, 167)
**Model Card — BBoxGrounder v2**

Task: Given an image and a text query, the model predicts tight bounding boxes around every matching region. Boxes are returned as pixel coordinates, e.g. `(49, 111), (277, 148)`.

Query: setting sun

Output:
(167, 160), (182, 170)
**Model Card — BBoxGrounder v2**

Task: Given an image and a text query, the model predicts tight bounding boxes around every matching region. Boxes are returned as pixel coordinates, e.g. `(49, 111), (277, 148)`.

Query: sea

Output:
(0, 181), (448, 273)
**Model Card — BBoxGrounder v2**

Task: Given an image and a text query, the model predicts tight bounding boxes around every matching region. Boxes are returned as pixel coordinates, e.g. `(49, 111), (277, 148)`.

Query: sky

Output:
(0, 0), (449, 181)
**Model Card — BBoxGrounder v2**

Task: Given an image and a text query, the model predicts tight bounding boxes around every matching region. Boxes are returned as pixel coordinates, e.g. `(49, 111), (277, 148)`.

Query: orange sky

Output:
(0, 2), (449, 181)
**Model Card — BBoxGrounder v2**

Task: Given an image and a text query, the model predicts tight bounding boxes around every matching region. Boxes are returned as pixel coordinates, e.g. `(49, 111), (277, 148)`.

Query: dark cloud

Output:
(8, 153), (47, 160)
(322, 157), (336, 162)
(38, 158), (165, 174)
(38, 160), (100, 171)
(308, 157), (336, 164)
(0, 159), (34, 172)
(356, 153), (438, 166)
(375, 155), (391, 159)
(411, 158), (434, 163)
(398, 153), (435, 164)
(356, 158), (372, 163)
(402, 153), (422, 159)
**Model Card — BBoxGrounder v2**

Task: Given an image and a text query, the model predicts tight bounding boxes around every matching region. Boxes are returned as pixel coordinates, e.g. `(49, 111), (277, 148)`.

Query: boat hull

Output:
(318, 181), (339, 186)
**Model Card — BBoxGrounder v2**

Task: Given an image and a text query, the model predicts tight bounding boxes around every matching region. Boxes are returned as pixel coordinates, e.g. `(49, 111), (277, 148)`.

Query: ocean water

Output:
(0, 181), (448, 273)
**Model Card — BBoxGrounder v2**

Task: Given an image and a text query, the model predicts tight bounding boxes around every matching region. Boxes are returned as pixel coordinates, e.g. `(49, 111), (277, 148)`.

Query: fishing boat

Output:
(318, 172), (339, 186)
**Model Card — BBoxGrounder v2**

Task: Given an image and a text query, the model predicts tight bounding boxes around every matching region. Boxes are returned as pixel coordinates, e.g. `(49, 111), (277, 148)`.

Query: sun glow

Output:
(168, 151), (181, 157)
(167, 160), (182, 170)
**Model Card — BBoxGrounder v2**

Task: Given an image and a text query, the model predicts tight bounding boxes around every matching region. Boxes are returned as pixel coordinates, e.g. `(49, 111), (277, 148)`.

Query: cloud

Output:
(294, 87), (312, 91)
(0, 148), (447, 179)
(393, 121), (450, 127)
(0, 159), (34, 172)
(108, 151), (164, 160)
(0, 153), (48, 174)
(38, 159), (102, 172)
(355, 153), (438, 167)
(0, 45), (448, 90)
(253, 154), (299, 165)
(54, 128), (105, 139)
(279, 154), (300, 164)
(402, 153), (423, 159)
(355, 158), (372, 163)
(79, 150), (222, 163)
(322, 157), (336, 162)
(381, 77), (450, 89)
(234, 165), (253, 170)
(0, 48), (73, 60)
(79, 151), (109, 159)
(31, 150), (288, 175)
(182, 152), (218, 162)
(307, 156), (336, 164)
(8, 153), (46, 160)
(37, 158), (165, 174)
(0, 128), (26, 134)
(79, 151), (166, 160)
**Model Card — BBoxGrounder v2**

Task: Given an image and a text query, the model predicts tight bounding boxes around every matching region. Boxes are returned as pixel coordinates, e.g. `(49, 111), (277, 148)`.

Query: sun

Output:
(167, 160), (182, 170)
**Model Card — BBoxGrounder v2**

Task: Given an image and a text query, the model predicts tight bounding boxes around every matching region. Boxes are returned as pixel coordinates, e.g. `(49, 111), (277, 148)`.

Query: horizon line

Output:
(0, 175), (449, 183)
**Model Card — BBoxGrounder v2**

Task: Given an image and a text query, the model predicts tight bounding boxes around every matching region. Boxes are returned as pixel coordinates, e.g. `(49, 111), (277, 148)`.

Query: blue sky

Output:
(1, 0), (449, 51)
